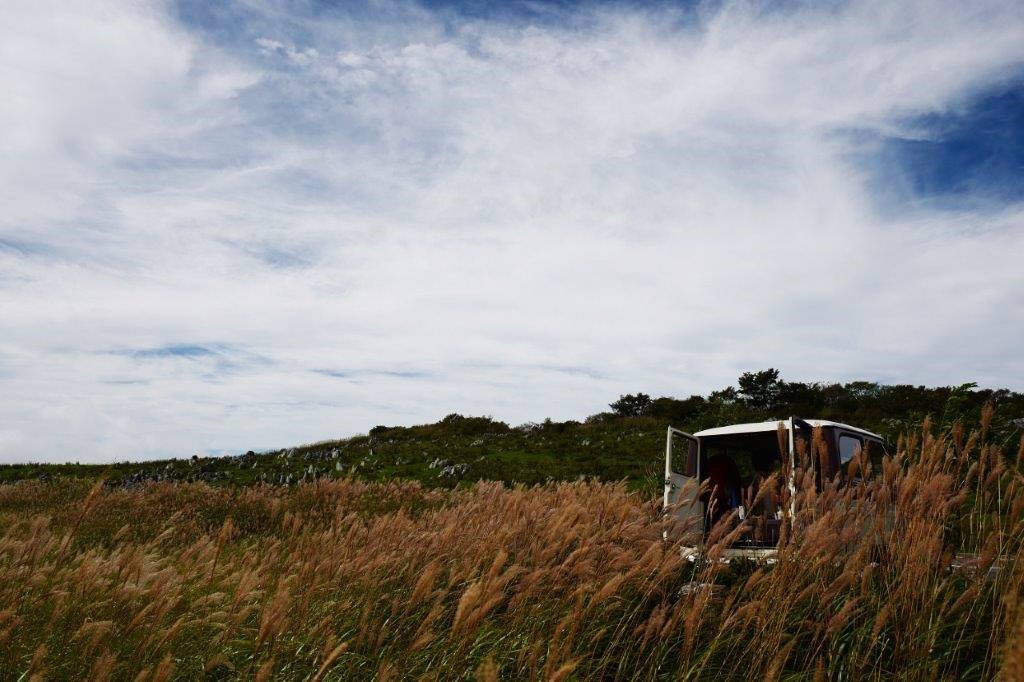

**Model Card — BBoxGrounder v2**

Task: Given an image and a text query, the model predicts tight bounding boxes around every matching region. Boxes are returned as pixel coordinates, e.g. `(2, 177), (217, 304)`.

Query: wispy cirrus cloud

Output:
(1, 0), (1023, 462)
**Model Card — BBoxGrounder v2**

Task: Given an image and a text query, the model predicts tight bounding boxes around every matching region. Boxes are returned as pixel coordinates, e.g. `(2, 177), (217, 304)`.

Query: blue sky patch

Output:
(0, 238), (52, 257)
(314, 368), (352, 379)
(130, 344), (220, 359)
(869, 83), (1024, 205)
(315, 368), (430, 379)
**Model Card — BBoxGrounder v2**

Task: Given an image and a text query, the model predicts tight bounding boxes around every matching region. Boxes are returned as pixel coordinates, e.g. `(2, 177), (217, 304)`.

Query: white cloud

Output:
(256, 37), (285, 52)
(1, 0), (1023, 462)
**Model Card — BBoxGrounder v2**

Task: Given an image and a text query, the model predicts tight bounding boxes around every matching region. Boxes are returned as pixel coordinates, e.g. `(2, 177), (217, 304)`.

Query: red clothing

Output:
(705, 454), (740, 521)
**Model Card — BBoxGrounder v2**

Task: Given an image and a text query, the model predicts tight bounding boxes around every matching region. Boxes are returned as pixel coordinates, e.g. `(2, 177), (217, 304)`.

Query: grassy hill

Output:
(0, 416), (666, 490)
(3, 371), (1022, 489)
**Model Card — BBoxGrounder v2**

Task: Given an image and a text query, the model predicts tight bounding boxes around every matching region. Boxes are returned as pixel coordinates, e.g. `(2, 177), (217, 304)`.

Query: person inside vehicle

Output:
(705, 452), (741, 525)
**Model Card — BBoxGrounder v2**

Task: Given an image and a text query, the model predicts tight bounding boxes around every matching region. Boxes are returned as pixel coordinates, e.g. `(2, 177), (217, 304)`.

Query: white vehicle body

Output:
(664, 418), (884, 559)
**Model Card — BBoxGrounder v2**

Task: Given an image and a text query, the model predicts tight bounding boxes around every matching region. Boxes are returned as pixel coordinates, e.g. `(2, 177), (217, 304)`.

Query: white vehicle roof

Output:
(694, 419), (882, 440)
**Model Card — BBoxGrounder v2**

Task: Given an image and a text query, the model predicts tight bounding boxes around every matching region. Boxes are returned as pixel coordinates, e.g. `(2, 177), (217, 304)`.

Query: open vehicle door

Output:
(664, 427), (703, 539)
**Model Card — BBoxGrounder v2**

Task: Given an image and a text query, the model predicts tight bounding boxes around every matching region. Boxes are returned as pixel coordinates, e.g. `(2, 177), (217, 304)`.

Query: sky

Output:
(2, 0), (1023, 463)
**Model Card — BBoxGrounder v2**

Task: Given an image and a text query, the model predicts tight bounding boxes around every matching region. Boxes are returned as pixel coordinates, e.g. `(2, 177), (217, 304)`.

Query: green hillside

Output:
(3, 370), (1022, 489)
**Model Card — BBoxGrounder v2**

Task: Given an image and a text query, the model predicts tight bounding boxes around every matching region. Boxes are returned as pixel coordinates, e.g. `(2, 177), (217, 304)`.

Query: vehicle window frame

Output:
(838, 433), (863, 465)
(670, 433), (698, 478)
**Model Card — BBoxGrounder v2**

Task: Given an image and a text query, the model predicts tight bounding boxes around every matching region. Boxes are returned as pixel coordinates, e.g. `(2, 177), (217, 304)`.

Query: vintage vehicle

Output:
(663, 418), (885, 558)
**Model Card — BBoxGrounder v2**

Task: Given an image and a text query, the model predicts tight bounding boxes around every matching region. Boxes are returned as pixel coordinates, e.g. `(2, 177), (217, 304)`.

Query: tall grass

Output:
(0, 415), (1021, 679)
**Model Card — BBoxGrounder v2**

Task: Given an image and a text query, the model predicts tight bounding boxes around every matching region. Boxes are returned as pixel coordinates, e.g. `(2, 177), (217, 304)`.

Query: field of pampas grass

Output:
(1, 414), (1022, 680)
